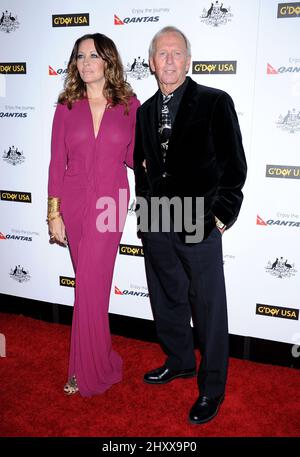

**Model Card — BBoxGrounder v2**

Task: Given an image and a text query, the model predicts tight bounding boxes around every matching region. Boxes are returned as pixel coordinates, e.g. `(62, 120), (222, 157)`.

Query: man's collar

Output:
(159, 77), (189, 98)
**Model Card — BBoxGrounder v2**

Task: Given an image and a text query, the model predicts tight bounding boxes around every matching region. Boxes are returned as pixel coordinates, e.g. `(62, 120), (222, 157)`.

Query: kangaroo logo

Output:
(0, 10), (20, 33)
(9, 265), (31, 283)
(3, 145), (25, 165)
(200, 1), (233, 27)
(125, 57), (151, 80)
(265, 257), (297, 279)
(276, 109), (300, 134)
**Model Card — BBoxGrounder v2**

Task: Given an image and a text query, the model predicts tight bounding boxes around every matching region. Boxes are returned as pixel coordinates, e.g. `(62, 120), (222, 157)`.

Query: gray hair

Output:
(149, 26), (191, 58)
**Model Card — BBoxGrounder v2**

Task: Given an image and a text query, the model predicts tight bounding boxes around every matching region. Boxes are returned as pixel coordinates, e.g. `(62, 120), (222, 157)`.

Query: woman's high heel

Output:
(63, 375), (79, 395)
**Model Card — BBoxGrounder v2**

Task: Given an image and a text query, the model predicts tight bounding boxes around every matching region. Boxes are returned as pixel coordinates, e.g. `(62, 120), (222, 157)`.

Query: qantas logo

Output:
(267, 63), (278, 74)
(114, 285), (149, 297)
(257, 214), (300, 227)
(48, 65), (67, 76)
(257, 215), (268, 226)
(0, 231), (32, 241)
(49, 66), (57, 75)
(114, 13), (159, 25)
(267, 62), (300, 74)
(114, 14), (124, 25)
(115, 286), (123, 294)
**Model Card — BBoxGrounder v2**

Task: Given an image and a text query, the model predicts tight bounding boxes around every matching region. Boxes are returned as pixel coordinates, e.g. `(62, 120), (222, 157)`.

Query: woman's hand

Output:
(49, 212), (67, 245)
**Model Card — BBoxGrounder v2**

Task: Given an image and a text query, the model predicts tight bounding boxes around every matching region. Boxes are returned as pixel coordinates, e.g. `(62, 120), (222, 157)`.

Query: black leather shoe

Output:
(189, 394), (224, 424)
(144, 365), (196, 384)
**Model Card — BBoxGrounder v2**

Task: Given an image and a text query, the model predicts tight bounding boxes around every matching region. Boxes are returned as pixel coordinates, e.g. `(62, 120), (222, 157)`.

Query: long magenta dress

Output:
(48, 96), (140, 397)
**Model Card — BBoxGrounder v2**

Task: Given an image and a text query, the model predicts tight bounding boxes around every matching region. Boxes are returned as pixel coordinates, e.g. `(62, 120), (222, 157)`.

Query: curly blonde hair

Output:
(58, 33), (134, 113)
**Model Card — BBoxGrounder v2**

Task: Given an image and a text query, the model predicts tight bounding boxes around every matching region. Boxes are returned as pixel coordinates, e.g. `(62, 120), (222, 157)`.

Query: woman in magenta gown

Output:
(47, 33), (140, 397)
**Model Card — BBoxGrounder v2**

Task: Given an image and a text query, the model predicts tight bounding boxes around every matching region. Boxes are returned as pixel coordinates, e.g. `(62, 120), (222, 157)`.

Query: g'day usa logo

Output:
(0, 62), (26, 74)
(277, 2), (300, 18)
(119, 244), (144, 257)
(192, 61), (236, 74)
(60, 276), (75, 288)
(266, 165), (300, 179)
(52, 13), (89, 27)
(256, 304), (299, 320)
(1, 190), (31, 203)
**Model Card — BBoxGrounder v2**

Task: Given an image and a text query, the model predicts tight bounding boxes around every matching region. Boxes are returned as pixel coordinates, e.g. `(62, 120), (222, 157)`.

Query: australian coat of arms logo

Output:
(3, 145), (25, 165)
(265, 257), (297, 279)
(0, 10), (19, 33)
(200, 1), (232, 27)
(276, 109), (300, 134)
(125, 57), (151, 80)
(10, 265), (31, 283)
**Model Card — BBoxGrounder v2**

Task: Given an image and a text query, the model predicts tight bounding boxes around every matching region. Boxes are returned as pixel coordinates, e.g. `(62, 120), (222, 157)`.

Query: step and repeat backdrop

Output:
(0, 0), (299, 344)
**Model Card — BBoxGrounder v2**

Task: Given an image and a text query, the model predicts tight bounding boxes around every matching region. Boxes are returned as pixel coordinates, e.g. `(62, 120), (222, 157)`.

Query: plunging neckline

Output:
(86, 98), (108, 141)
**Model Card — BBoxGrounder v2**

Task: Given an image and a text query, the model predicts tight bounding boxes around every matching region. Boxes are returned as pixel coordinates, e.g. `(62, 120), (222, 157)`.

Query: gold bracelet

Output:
(48, 196), (61, 214)
(47, 213), (61, 223)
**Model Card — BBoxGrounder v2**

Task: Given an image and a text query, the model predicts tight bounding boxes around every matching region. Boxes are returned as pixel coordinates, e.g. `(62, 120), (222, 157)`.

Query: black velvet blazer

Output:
(133, 77), (247, 241)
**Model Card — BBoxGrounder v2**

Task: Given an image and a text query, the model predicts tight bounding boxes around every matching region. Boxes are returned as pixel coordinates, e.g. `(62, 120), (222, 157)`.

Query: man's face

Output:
(150, 31), (191, 94)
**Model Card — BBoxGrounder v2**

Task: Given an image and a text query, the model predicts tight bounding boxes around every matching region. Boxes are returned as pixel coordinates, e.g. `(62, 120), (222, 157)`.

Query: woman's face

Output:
(76, 38), (106, 85)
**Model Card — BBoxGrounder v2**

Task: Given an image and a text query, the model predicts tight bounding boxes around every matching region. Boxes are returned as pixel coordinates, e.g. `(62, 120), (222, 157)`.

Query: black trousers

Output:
(141, 226), (228, 397)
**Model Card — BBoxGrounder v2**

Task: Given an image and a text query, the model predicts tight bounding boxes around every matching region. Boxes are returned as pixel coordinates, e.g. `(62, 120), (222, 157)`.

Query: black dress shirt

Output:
(157, 77), (189, 125)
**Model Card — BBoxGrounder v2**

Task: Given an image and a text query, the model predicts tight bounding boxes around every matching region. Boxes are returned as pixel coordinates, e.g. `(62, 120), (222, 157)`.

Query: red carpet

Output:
(0, 313), (299, 437)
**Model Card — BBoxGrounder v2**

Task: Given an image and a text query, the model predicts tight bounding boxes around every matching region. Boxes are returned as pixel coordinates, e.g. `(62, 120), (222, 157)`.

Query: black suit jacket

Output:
(134, 77), (247, 241)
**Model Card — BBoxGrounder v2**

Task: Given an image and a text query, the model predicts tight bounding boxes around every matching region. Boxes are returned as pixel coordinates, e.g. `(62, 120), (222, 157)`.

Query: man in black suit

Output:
(133, 26), (247, 424)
